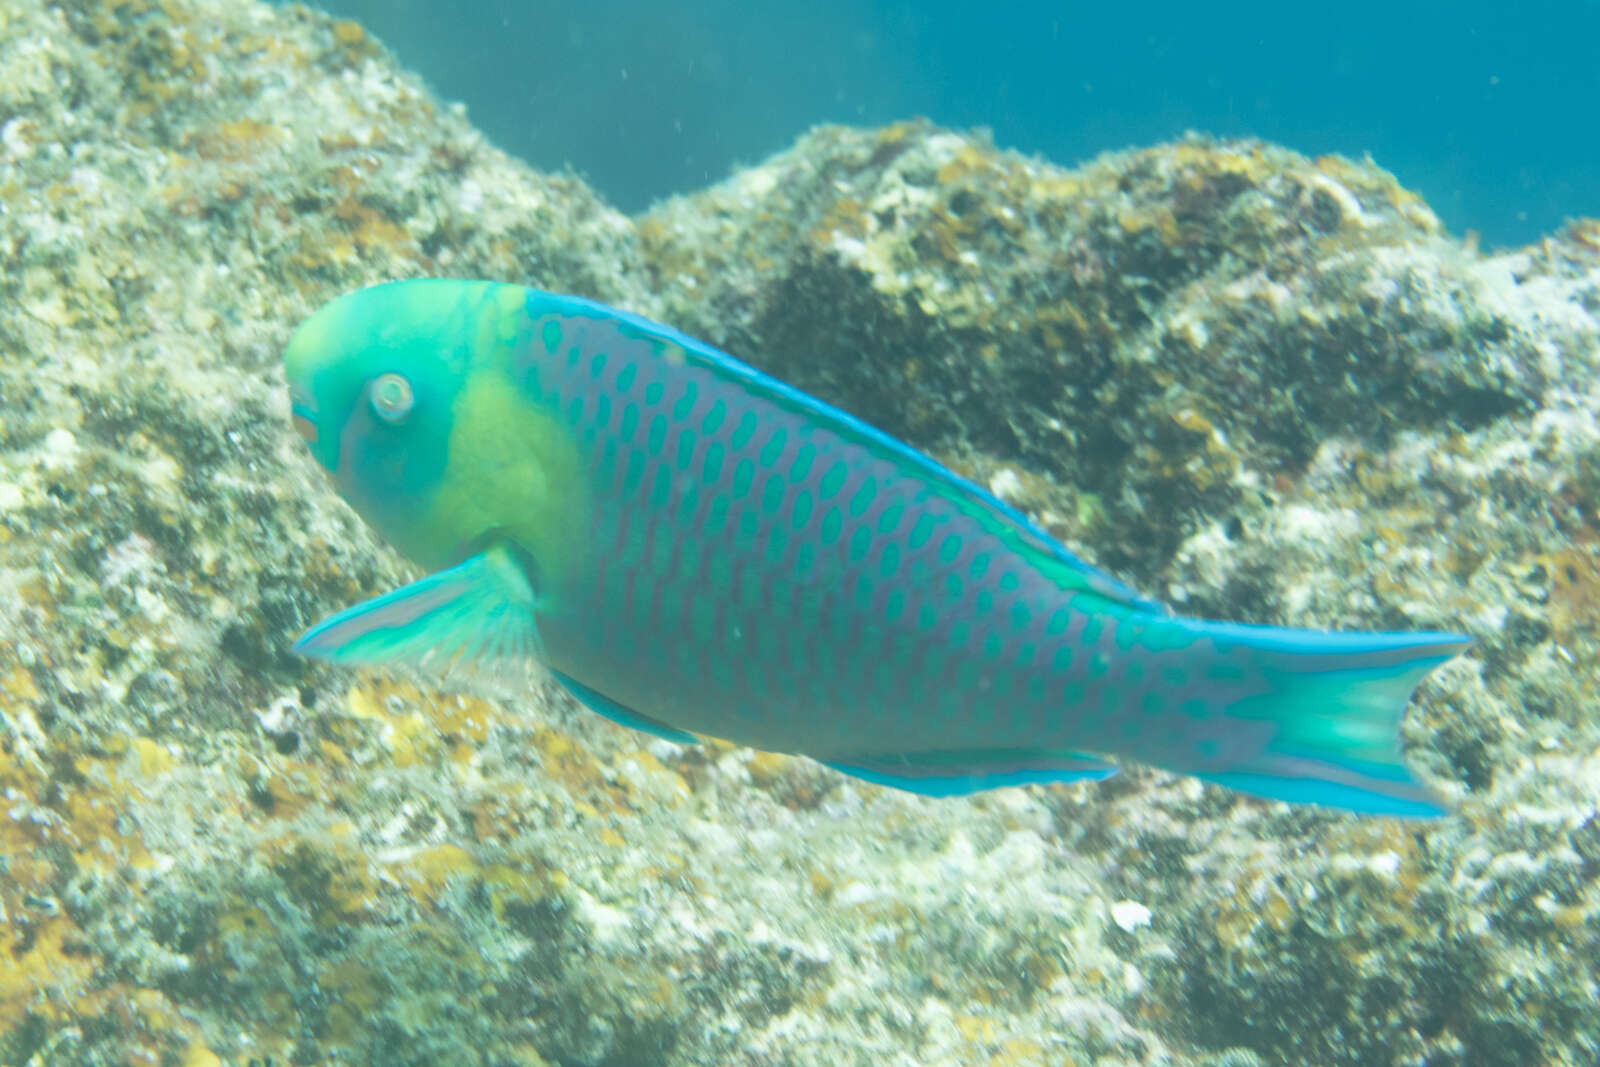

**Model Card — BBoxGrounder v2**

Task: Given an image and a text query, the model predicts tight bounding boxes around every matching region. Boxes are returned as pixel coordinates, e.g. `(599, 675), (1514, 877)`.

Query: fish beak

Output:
(289, 387), (317, 444)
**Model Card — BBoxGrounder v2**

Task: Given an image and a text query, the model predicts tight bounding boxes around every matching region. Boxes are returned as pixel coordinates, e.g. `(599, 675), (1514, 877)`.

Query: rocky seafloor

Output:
(1, 1), (1598, 1064)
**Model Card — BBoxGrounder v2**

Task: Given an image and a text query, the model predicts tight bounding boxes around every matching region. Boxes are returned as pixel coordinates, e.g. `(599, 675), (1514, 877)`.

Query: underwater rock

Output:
(0, 0), (1597, 1065)
(640, 122), (1569, 581)
(644, 126), (1600, 1067)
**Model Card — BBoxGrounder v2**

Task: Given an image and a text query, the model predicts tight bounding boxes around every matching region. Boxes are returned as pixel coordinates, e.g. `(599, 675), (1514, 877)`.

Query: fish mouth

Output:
(289, 387), (317, 443)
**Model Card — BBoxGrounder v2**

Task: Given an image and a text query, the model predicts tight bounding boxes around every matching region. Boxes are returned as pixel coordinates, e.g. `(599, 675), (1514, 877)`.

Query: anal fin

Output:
(822, 749), (1117, 796)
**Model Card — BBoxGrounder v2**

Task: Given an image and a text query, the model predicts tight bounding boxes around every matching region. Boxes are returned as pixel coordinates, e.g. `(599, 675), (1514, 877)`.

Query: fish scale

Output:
(286, 279), (1472, 814)
(526, 303), (1276, 761)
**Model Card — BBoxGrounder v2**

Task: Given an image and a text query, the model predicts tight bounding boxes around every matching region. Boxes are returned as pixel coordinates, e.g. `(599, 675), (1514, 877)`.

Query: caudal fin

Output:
(1175, 623), (1471, 817)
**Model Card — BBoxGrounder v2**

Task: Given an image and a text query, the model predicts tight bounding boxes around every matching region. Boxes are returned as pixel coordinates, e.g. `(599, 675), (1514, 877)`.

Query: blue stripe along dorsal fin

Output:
(533, 289), (1163, 613)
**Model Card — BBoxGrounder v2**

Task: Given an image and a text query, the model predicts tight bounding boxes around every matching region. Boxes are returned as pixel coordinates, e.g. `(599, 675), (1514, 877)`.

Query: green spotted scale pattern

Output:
(518, 300), (1265, 767)
(286, 280), (1473, 813)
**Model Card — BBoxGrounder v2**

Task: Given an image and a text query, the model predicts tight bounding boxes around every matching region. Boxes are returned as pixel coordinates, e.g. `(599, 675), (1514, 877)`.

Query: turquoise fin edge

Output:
(1177, 625), (1472, 818)
(293, 547), (543, 690)
(823, 750), (1117, 797)
(553, 671), (698, 745)
(534, 288), (1161, 611)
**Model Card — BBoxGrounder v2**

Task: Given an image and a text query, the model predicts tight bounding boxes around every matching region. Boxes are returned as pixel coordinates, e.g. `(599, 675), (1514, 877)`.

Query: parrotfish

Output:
(285, 279), (1470, 816)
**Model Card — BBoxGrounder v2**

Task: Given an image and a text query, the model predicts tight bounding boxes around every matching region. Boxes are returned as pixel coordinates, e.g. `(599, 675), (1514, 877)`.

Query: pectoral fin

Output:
(823, 749), (1117, 796)
(294, 545), (543, 695)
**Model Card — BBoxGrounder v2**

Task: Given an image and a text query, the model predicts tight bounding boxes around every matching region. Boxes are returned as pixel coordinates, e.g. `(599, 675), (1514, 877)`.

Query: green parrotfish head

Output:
(284, 279), (586, 577)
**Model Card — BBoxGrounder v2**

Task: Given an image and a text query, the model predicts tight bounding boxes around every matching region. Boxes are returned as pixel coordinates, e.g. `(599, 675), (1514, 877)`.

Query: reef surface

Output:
(1, 1), (1598, 1065)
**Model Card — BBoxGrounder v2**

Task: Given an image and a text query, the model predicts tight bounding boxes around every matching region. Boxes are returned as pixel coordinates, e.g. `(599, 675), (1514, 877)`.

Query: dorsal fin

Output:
(534, 290), (1164, 612)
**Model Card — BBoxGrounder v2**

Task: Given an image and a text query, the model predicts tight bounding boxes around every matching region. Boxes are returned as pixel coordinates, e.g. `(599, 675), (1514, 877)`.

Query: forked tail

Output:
(1169, 621), (1471, 817)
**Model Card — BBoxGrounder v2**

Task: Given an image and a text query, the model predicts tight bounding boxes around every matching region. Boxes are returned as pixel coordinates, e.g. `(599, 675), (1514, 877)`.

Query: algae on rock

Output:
(1, 0), (1599, 1065)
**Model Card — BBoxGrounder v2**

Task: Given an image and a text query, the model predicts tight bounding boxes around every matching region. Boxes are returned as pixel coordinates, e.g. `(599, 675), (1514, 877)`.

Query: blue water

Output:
(312, 0), (1598, 248)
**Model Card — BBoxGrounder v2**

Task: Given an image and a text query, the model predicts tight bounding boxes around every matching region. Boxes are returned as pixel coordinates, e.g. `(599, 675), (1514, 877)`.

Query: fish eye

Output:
(369, 372), (414, 424)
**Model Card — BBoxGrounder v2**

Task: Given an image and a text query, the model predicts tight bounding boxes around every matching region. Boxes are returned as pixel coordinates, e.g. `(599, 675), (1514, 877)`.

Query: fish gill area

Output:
(0, 1), (1598, 1065)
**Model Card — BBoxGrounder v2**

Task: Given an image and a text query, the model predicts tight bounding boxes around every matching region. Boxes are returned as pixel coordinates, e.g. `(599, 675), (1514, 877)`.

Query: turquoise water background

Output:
(306, 1), (1598, 249)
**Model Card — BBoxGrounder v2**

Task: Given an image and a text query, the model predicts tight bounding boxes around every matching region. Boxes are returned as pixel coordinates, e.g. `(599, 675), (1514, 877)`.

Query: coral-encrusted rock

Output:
(3, 0), (1600, 1065)
(641, 124), (1567, 578)
(644, 124), (1600, 1066)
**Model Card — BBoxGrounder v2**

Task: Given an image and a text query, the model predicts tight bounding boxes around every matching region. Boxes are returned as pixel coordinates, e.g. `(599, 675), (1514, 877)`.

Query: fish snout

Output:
(289, 386), (318, 444)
